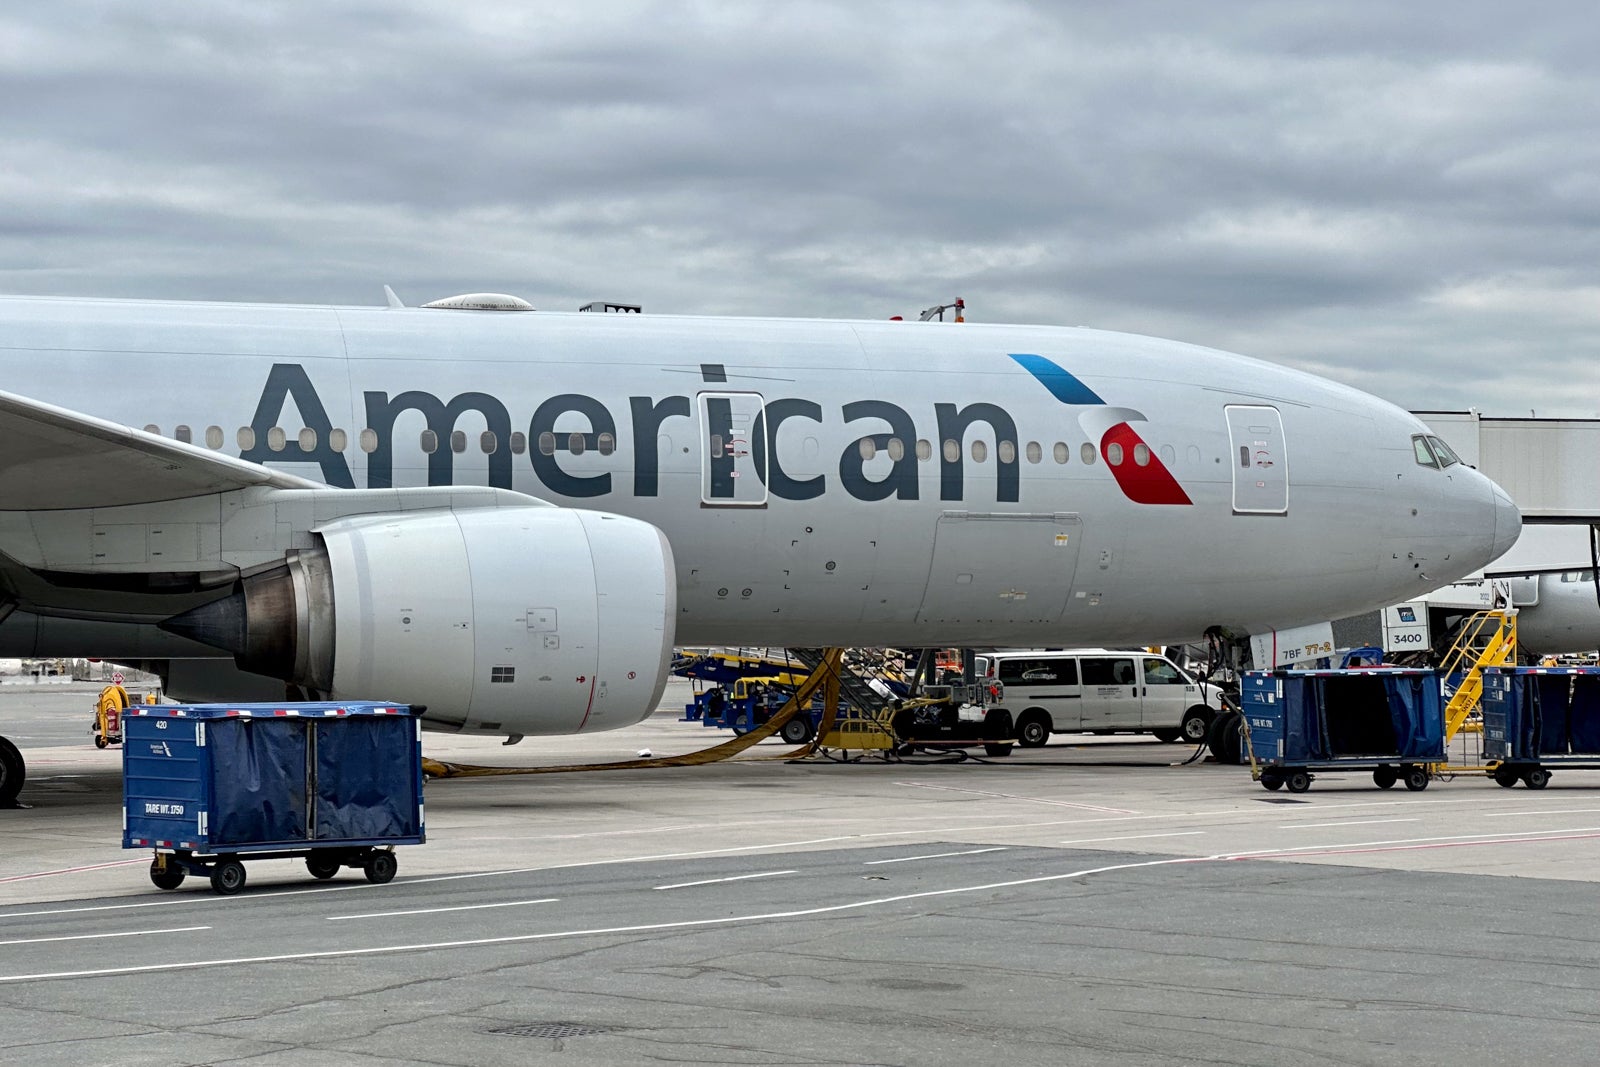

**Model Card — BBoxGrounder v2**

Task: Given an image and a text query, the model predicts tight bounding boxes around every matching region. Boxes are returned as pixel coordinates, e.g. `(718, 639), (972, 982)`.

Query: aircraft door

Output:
(1225, 405), (1288, 514)
(1079, 655), (1139, 731)
(698, 392), (768, 507)
(916, 513), (1083, 625)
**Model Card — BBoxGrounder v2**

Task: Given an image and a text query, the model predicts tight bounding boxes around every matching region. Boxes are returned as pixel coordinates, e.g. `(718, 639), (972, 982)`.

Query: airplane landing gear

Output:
(0, 736), (25, 806)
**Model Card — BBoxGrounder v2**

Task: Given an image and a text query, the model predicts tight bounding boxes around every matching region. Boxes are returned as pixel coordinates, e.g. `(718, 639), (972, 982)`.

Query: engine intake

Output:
(162, 507), (676, 735)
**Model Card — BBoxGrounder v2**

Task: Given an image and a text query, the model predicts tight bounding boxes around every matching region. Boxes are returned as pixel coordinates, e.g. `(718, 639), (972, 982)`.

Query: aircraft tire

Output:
(1207, 711), (1244, 765)
(0, 736), (24, 805)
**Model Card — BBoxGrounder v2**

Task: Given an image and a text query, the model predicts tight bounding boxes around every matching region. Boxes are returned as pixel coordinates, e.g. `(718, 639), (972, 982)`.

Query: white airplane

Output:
(0, 292), (1521, 801)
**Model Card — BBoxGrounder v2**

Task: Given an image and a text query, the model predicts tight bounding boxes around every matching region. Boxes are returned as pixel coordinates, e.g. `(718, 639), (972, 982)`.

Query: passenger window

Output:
(997, 440), (1016, 464)
(538, 432), (556, 456)
(1053, 442), (1070, 464)
(450, 430), (466, 454)
(237, 427), (256, 451)
(859, 438), (876, 461)
(916, 439), (932, 462)
(1080, 442), (1097, 465)
(205, 425), (224, 450)
(480, 431), (497, 454)
(568, 432), (585, 456)
(267, 427), (287, 452)
(1143, 658), (1185, 685)
(298, 428), (317, 451)
(143, 424), (161, 435)
(1411, 435), (1439, 469)
(511, 431), (527, 455)
(1025, 441), (1042, 464)
(1105, 442), (1123, 466)
(887, 437), (905, 462)
(329, 428), (348, 452)
(359, 428), (378, 454)
(175, 425), (192, 444)
(419, 429), (438, 454)
(1133, 443), (1150, 467)
(971, 440), (988, 463)
(598, 431), (616, 456)
(942, 439), (959, 463)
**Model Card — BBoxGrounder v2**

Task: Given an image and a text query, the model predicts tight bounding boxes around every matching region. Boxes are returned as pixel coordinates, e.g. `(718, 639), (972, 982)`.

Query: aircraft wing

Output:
(0, 388), (321, 511)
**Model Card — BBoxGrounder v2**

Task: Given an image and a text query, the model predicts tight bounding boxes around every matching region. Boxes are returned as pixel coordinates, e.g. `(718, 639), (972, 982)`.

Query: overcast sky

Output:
(1, 2), (1596, 416)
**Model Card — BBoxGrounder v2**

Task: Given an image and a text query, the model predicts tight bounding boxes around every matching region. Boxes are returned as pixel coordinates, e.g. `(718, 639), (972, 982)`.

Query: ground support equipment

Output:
(124, 701), (425, 894)
(1481, 666), (1600, 789)
(1244, 668), (1445, 793)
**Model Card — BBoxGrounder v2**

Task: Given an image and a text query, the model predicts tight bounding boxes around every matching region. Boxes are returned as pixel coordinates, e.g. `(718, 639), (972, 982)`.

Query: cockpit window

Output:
(1411, 435), (1439, 469)
(1427, 436), (1460, 467)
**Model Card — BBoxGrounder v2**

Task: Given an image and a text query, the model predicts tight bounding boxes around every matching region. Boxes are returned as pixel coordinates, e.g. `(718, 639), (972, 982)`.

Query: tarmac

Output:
(4, 680), (1600, 1066)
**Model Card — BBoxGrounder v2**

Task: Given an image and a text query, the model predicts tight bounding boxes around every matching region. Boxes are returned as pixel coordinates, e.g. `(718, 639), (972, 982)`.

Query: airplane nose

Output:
(1490, 482), (1521, 561)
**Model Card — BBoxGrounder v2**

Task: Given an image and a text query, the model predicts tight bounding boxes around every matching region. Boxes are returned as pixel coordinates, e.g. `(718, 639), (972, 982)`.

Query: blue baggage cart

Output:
(123, 702), (424, 894)
(1244, 668), (1444, 793)
(1481, 666), (1600, 789)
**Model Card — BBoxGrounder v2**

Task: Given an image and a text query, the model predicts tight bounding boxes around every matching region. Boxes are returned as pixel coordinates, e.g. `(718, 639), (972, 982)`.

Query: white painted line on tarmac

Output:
(1059, 831), (1205, 845)
(1483, 808), (1600, 818)
(1281, 818), (1419, 830)
(0, 925), (208, 947)
(864, 848), (1009, 865)
(654, 870), (797, 891)
(0, 855), (1211, 983)
(898, 781), (1138, 814)
(327, 899), (559, 921)
(1219, 826), (1600, 861)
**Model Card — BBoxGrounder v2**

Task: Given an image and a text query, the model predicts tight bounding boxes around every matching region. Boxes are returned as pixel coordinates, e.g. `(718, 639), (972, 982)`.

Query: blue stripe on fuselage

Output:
(1009, 353), (1105, 406)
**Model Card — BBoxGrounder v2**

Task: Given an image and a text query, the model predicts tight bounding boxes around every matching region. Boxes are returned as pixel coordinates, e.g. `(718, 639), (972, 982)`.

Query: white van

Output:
(987, 649), (1225, 747)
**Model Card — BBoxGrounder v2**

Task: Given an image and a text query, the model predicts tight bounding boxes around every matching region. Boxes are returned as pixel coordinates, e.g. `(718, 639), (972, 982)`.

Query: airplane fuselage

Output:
(1, 296), (1518, 650)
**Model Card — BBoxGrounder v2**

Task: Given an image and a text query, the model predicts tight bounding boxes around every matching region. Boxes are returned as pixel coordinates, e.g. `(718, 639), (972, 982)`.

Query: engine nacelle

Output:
(162, 507), (677, 736)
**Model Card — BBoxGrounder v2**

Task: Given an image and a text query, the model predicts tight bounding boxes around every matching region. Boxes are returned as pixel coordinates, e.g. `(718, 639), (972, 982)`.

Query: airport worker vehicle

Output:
(123, 701), (424, 894)
(988, 649), (1228, 746)
(0, 291), (1519, 800)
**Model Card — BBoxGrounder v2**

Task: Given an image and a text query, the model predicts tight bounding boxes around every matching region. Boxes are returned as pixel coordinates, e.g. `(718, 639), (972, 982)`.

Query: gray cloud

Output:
(0, 1), (1595, 414)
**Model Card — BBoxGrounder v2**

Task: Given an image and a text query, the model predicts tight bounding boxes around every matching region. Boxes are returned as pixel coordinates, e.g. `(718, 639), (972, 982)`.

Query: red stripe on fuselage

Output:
(1100, 423), (1192, 506)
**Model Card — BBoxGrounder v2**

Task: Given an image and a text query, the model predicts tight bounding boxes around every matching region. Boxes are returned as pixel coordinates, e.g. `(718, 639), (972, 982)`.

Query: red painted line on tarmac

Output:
(0, 859), (147, 884)
(1237, 830), (1600, 861)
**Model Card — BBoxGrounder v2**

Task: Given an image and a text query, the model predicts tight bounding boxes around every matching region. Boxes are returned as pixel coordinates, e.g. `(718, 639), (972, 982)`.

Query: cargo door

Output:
(699, 391), (768, 506)
(916, 512), (1083, 625)
(1226, 405), (1288, 514)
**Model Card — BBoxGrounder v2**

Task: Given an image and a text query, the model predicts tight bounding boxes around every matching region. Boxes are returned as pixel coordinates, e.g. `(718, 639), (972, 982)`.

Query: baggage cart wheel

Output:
(1260, 772), (1283, 791)
(1403, 766), (1429, 791)
(363, 850), (398, 884)
(1493, 765), (1519, 788)
(94, 735), (109, 749)
(149, 859), (186, 890)
(1524, 767), (1550, 790)
(780, 716), (815, 745)
(1286, 770), (1311, 793)
(306, 853), (343, 880)
(209, 858), (247, 895)
(1373, 765), (1398, 789)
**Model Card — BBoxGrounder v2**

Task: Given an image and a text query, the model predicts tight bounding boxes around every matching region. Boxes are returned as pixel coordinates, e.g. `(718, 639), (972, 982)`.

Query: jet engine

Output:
(162, 507), (676, 736)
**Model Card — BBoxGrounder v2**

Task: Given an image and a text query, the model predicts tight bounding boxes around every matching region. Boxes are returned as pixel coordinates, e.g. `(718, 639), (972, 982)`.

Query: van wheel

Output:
(1180, 707), (1212, 743)
(1016, 714), (1050, 748)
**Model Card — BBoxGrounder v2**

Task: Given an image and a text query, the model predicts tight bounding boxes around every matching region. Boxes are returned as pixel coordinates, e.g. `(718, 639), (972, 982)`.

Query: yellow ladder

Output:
(1439, 610), (1517, 742)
